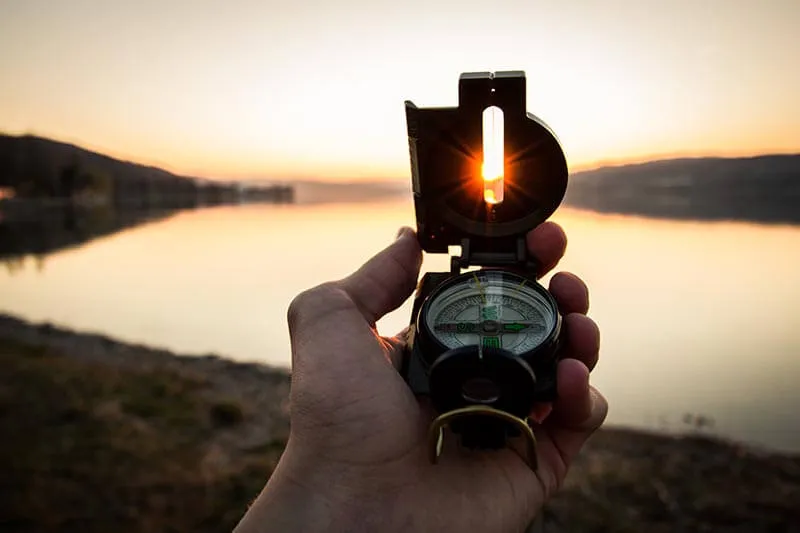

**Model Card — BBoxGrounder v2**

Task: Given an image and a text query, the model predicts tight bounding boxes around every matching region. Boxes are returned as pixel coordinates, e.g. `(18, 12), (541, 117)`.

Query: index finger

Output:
(526, 221), (567, 278)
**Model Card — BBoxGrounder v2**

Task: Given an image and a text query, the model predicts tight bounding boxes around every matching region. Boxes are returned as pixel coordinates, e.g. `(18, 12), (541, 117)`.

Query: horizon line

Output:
(3, 129), (799, 183)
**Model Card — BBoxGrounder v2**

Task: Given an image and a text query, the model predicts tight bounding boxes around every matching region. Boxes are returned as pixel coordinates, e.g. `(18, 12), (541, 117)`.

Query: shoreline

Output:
(2, 312), (799, 531)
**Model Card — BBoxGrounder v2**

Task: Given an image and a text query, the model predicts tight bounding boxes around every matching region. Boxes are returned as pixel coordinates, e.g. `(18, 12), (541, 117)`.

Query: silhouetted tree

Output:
(60, 160), (79, 197)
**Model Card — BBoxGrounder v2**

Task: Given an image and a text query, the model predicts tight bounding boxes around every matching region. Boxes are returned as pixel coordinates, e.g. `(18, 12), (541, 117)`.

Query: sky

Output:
(0, 0), (798, 182)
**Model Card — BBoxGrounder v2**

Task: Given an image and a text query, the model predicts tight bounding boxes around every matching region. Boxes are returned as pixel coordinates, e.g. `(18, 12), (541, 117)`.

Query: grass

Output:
(544, 428), (800, 532)
(209, 401), (245, 428)
(0, 339), (282, 533)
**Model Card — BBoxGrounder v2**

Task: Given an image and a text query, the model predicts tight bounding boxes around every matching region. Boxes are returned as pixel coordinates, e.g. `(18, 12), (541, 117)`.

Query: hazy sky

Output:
(1, 0), (798, 181)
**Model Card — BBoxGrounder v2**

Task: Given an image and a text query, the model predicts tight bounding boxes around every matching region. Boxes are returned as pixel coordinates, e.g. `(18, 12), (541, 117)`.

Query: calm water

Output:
(2, 198), (800, 453)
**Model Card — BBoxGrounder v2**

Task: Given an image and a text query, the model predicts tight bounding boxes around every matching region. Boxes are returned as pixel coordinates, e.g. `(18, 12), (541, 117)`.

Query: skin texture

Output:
(234, 222), (608, 533)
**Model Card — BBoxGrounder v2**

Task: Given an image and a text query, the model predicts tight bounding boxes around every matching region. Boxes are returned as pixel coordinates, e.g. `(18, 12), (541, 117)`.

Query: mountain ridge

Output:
(565, 151), (800, 224)
(0, 133), (192, 184)
(573, 153), (800, 172)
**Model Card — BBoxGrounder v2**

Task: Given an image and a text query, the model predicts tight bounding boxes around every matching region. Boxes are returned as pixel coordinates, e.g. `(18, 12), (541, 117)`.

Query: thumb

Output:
(339, 226), (423, 325)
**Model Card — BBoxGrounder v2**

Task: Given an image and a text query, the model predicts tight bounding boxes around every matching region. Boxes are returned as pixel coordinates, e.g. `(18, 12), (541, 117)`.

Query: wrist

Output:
(234, 443), (407, 533)
(234, 473), (337, 533)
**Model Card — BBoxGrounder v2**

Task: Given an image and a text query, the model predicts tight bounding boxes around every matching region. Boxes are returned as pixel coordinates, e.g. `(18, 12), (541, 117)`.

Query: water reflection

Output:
(1, 199), (799, 453)
(0, 203), (181, 270)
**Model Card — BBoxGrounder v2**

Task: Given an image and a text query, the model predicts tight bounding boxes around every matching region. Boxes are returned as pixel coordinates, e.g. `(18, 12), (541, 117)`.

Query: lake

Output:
(2, 198), (799, 454)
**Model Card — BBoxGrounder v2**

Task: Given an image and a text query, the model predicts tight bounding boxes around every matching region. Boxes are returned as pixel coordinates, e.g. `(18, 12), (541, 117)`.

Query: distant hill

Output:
(0, 134), (406, 207)
(0, 134), (193, 190)
(0, 134), (292, 207)
(565, 155), (800, 224)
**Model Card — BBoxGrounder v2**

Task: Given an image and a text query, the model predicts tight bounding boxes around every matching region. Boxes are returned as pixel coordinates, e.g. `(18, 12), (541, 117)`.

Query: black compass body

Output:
(402, 71), (569, 452)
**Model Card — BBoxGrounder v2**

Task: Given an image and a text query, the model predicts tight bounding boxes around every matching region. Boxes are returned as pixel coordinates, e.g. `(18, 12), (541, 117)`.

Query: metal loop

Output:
(427, 405), (538, 471)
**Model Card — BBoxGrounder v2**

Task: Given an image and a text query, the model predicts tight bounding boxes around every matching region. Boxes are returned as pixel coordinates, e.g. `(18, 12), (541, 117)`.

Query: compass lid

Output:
(405, 71), (568, 267)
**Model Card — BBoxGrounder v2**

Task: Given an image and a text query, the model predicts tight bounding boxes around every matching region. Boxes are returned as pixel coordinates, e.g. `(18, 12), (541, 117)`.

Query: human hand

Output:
(235, 223), (607, 533)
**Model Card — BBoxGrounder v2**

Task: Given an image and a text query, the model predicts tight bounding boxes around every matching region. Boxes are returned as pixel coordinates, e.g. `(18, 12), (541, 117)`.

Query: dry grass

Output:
(544, 429), (800, 532)
(0, 339), (283, 533)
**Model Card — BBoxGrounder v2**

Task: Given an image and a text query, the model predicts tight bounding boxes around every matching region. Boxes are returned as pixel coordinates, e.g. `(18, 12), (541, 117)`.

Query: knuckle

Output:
(286, 282), (346, 332)
(286, 291), (309, 330)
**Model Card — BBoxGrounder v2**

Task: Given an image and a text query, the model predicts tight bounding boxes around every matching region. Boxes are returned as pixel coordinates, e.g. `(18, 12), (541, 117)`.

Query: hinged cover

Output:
(405, 71), (568, 268)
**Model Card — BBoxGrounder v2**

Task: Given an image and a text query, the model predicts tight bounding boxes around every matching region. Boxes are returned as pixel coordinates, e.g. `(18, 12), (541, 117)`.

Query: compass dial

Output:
(423, 271), (558, 356)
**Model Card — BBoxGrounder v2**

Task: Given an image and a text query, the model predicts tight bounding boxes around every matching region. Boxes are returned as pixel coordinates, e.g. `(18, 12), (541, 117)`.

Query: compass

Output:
(401, 71), (568, 470)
